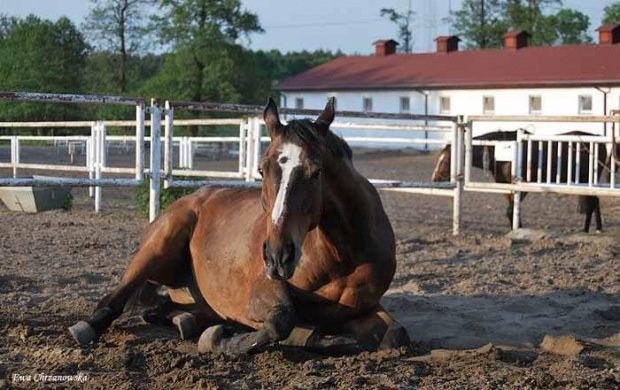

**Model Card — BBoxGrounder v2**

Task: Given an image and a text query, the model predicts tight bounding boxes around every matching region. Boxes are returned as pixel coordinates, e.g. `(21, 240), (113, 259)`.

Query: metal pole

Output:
(164, 101), (173, 189)
(512, 129), (523, 230)
(149, 99), (162, 222)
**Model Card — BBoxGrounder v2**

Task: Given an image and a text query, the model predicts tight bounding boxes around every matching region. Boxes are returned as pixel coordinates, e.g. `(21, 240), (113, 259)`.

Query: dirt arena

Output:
(0, 147), (619, 389)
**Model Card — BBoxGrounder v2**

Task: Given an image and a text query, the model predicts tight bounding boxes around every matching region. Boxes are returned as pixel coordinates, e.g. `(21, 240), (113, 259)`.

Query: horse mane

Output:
(281, 119), (353, 160)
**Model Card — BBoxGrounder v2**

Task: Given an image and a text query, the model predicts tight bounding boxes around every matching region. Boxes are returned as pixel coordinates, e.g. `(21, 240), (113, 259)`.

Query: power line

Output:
(265, 18), (387, 30)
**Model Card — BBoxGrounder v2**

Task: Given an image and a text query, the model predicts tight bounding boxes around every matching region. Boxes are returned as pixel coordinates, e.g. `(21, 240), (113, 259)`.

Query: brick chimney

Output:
(597, 24), (620, 45)
(435, 36), (460, 53)
(373, 39), (398, 57)
(503, 30), (530, 50)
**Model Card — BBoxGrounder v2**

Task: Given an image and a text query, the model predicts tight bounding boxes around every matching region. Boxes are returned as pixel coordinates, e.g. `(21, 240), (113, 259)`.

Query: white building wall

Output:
(282, 87), (620, 138)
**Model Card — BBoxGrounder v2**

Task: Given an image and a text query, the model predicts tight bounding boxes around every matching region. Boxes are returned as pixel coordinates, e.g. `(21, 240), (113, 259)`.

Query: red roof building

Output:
(278, 28), (620, 91)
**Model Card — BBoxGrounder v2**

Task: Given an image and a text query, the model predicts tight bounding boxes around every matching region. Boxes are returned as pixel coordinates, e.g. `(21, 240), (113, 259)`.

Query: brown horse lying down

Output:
(431, 130), (606, 232)
(69, 98), (410, 354)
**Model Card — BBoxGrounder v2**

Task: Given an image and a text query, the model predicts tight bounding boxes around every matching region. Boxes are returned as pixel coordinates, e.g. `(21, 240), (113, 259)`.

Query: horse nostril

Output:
(285, 242), (296, 263)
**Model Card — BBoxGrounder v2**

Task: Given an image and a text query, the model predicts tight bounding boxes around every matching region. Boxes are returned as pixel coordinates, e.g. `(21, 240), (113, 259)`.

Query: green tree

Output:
(0, 15), (88, 129)
(552, 9), (592, 44)
(152, 0), (263, 105)
(502, 0), (562, 46)
(602, 1), (620, 25)
(253, 49), (343, 91)
(449, 0), (506, 49)
(83, 0), (156, 93)
(380, 6), (415, 53)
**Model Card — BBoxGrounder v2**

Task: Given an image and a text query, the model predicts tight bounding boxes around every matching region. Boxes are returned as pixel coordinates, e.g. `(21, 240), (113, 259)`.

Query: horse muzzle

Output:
(262, 240), (299, 280)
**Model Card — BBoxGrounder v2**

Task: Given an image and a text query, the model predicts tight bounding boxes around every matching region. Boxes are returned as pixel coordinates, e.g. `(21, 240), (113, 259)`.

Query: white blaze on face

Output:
(271, 143), (303, 227)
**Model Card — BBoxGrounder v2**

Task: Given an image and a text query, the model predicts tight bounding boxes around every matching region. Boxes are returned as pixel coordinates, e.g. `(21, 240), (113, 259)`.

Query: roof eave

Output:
(276, 80), (620, 92)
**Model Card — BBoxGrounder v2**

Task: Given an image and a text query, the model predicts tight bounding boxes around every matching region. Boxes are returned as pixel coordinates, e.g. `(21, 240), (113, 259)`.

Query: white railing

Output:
(0, 92), (147, 215)
(0, 93), (465, 234)
(463, 115), (620, 230)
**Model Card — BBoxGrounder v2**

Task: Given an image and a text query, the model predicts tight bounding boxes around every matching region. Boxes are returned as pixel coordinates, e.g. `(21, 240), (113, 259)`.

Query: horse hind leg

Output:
(69, 209), (197, 346)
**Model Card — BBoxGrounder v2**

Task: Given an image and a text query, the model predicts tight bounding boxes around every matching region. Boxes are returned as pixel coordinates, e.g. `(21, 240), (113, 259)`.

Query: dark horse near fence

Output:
(431, 131), (607, 232)
(69, 98), (410, 354)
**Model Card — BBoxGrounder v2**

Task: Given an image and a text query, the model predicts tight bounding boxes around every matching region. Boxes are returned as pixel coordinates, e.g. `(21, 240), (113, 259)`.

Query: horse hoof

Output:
(379, 324), (411, 351)
(172, 313), (199, 340)
(69, 321), (97, 346)
(198, 325), (226, 354)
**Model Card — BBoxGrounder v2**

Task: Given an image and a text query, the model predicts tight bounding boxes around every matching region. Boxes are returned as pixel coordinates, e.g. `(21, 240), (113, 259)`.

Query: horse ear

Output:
(263, 97), (282, 140)
(315, 97), (335, 135)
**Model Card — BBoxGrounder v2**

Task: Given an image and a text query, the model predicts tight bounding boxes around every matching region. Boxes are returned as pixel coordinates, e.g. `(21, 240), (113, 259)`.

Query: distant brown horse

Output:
(431, 131), (607, 232)
(69, 98), (410, 354)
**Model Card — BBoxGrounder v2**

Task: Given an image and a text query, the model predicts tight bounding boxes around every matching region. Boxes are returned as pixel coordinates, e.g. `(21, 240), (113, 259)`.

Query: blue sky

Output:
(2, 0), (616, 54)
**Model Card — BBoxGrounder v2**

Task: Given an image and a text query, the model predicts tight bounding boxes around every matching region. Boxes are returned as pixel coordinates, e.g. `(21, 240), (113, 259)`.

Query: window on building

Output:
(440, 96), (451, 114)
(579, 95), (592, 114)
(400, 97), (410, 113)
(295, 98), (304, 110)
(363, 97), (373, 112)
(529, 95), (542, 114)
(483, 96), (495, 114)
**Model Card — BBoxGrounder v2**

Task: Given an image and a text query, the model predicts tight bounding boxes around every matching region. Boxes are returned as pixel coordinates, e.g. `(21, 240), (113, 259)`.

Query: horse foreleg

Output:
(198, 304), (297, 355)
(595, 197), (603, 232)
(584, 209), (593, 233)
(339, 305), (410, 351)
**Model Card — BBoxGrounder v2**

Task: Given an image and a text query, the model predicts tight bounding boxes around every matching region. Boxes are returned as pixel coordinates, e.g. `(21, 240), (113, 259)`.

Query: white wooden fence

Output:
(5, 92), (620, 234)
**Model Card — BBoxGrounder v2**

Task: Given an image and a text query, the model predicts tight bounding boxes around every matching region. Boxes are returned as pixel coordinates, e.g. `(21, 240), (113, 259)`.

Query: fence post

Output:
(88, 123), (95, 198)
(136, 102), (145, 182)
(188, 139), (194, 170)
(464, 120), (473, 185)
(239, 119), (246, 179)
(245, 117), (255, 182)
(252, 117), (262, 180)
(512, 129), (523, 230)
(94, 122), (103, 213)
(149, 99), (162, 222)
(11, 136), (19, 178)
(451, 119), (463, 235)
(164, 101), (173, 189)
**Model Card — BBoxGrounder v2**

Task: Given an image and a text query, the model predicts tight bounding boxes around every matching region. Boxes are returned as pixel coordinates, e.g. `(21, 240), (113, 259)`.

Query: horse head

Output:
(259, 97), (349, 280)
(431, 145), (451, 182)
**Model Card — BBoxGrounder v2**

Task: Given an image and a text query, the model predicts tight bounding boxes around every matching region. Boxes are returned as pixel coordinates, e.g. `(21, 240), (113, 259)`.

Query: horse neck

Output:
(313, 159), (378, 257)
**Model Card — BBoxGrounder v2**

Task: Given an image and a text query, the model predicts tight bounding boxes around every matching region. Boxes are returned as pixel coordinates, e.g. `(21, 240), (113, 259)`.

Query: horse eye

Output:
(312, 168), (322, 178)
(258, 168), (264, 177)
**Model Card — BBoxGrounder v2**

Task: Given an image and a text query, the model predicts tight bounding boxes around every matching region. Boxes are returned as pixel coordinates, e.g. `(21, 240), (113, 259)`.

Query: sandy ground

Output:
(0, 146), (619, 389)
